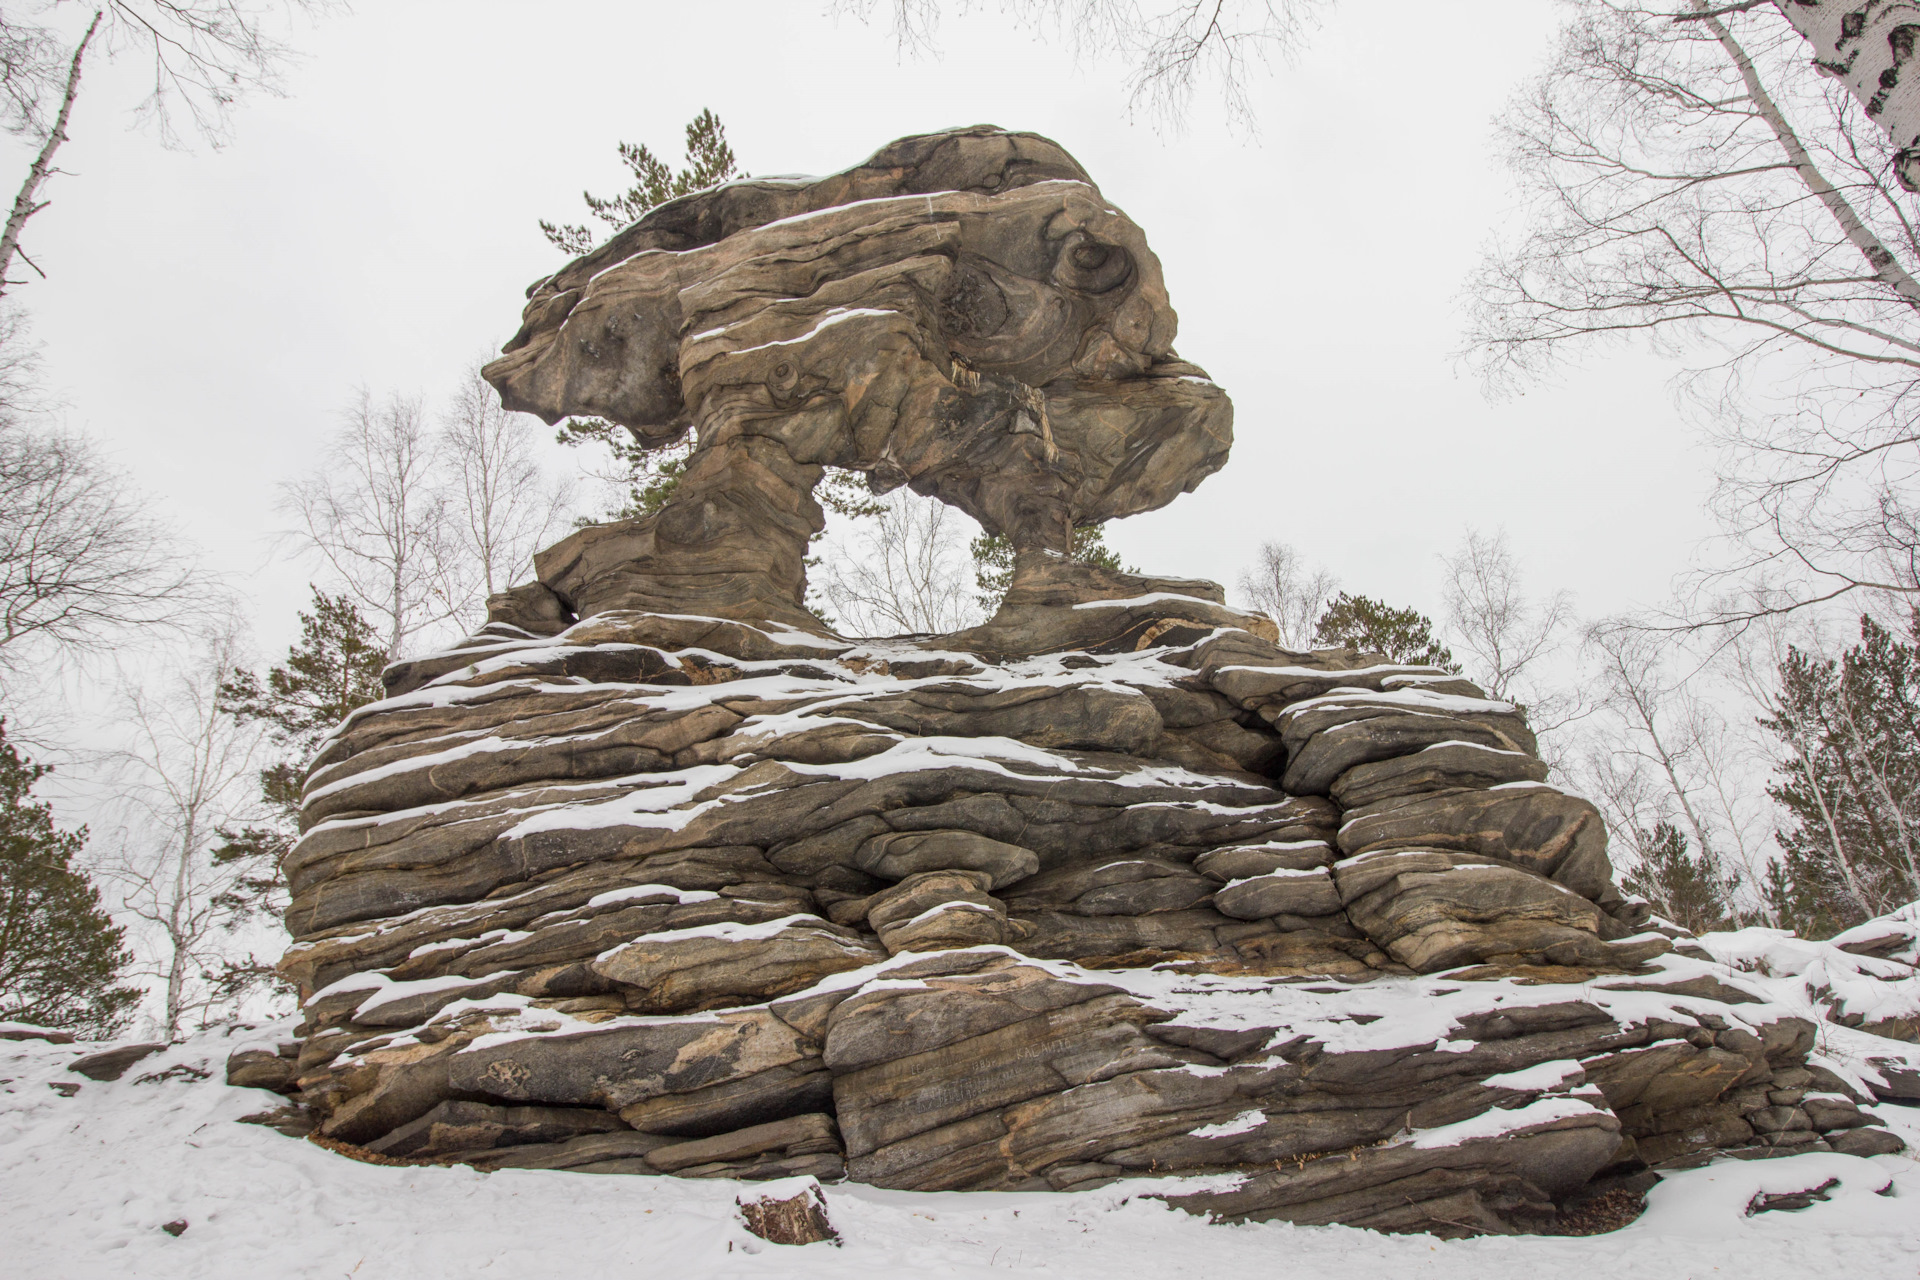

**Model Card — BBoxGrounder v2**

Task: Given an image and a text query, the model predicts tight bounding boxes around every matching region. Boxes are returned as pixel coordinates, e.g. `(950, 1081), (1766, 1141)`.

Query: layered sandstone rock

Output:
(260, 128), (1909, 1236)
(263, 606), (1911, 1230)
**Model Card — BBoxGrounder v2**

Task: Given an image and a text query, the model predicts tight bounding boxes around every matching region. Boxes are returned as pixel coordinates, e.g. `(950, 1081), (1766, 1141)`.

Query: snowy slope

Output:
(3, 1023), (1916, 1280)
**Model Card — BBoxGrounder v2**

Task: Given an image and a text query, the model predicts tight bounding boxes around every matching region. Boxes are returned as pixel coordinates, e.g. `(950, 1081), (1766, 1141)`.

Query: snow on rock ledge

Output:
(263, 597), (1914, 1234)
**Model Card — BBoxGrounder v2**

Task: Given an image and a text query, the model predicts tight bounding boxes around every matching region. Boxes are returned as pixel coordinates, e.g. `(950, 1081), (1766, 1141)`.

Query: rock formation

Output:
(484, 126), (1229, 636)
(260, 127), (1909, 1236)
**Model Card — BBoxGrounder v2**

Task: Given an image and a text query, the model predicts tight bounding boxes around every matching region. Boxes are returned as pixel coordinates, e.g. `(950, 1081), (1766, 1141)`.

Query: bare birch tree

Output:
(1236, 539), (1337, 649)
(286, 377), (578, 660)
(0, 10), (97, 296)
(99, 626), (263, 1038)
(0, 419), (203, 687)
(818, 489), (981, 636)
(1573, 623), (1773, 903)
(1440, 528), (1584, 734)
(282, 391), (455, 663)
(438, 364), (572, 626)
(1467, 1), (1920, 627)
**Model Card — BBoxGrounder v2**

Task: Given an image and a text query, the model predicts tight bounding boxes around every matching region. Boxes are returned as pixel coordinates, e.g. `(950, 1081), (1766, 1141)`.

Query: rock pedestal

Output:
(264, 128), (1907, 1235)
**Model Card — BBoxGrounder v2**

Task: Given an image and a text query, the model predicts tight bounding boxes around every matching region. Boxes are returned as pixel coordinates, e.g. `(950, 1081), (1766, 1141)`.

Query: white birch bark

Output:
(1774, 0), (1920, 189)
(0, 11), (100, 296)
(1708, 4), (1920, 307)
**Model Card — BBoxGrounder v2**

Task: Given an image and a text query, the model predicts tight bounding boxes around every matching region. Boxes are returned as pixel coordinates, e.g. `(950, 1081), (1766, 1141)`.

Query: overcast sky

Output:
(12, 0), (1707, 663)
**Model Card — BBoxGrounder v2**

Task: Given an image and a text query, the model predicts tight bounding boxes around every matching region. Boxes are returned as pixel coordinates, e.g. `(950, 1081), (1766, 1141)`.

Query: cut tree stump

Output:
(738, 1177), (838, 1246)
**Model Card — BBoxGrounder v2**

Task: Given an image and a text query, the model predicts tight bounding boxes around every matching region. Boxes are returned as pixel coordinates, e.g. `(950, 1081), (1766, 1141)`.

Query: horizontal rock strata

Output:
(261, 600), (1910, 1235)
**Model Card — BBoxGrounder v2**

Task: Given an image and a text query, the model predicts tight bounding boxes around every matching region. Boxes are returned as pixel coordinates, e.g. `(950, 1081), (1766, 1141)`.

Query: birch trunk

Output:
(1617, 664), (1724, 866)
(1774, 0), (1920, 191)
(1784, 716), (1877, 912)
(0, 12), (101, 297)
(1709, 4), (1920, 308)
(1832, 677), (1920, 897)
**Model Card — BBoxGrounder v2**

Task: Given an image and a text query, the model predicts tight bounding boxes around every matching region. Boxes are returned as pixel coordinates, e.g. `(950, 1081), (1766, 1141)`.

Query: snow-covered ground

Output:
(3, 1021), (1916, 1280)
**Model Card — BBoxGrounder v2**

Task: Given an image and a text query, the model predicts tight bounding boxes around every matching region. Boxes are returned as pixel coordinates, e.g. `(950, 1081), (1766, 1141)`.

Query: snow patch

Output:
(1409, 1094), (1601, 1149)
(1189, 1109), (1266, 1139)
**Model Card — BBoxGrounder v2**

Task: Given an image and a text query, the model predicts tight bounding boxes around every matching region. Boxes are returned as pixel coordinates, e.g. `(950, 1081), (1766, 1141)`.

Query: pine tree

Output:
(213, 589), (387, 944)
(1312, 593), (1459, 670)
(0, 722), (138, 1036)
(560, 423), (695, 524)
(1759, 612), (1920, 936)
(1621, 820), (1741, 935)
(969, 525), (1134, 615)
(539, 109), (743, 256)
(543, 111), (745, 521)
(1760, 855), (1851, 942)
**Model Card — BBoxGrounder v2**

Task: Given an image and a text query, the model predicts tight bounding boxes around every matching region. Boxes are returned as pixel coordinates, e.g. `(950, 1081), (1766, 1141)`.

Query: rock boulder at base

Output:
(68, 1044), (165, 1082)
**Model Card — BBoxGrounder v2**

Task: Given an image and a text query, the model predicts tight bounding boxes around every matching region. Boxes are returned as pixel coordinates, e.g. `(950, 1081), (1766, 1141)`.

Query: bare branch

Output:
(437, 361), (573, 627)
(1567, 620), (1774, 914)
(1235, 539), (1336, 650)
(828, 0), (1326, 126)
(1439, 528), (1588, 738)
(0, 422), (208, 688)
(0, 3), (338, 290)
(280, 391), (458, 662)
(96, 0), (338, 148)
(96, 625), (265, 1036)
(1671, 1), (1766, 20)
(817, 490), (981, 636)
(1465, 1), (1920, 629)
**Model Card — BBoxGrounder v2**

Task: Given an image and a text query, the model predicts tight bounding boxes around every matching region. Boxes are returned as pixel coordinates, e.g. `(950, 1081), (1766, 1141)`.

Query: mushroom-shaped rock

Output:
(484, 125), (1231, 631)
